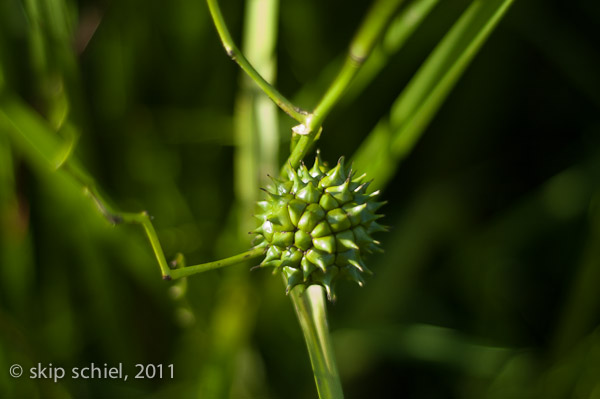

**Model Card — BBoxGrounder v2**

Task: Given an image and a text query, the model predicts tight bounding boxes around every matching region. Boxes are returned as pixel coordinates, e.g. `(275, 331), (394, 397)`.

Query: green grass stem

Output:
(206, 0), (308, 123)
(290, 285), (344, 399)
(353, 0), (516, 188)
(284, 0), (403, 173)
(170, 247), (265, 279)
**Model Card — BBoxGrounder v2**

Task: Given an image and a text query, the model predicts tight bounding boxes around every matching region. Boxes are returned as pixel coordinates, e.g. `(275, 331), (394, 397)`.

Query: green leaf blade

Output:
(353, 0), (516, 190)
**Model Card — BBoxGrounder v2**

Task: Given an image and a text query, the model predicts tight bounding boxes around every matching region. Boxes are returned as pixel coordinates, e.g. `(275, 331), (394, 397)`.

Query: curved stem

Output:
(290, 285), (344, 399)
(206, 0), (308, 123)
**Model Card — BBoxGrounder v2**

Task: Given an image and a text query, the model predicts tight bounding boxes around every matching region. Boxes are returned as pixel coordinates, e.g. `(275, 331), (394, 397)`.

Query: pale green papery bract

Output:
(253, 152), (386, 301)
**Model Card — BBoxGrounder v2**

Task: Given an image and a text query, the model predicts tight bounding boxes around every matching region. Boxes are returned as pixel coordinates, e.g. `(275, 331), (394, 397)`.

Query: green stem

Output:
(206, 0), (308, 123)
(311, 0), (404, 130)
(66, 165), (174, 280)
(352, 0), (516, 189)
(290, 285), (344, 399)
(284, 0), (403, 172)
(170, 247), (265, 279)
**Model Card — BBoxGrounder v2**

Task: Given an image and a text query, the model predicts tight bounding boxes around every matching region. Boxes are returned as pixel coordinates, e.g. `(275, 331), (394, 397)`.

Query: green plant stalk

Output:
(233, 1), (344, 395)
(259, 0), (438, 118)
(204, 2), (396, 395)
(310, 0), (404, 129)
(205, 0), (307, 123)
(234, 0), (280, 233)
(206, 0), (402, 173)
(198, 1), (280, 395)
(290, 285), (344, 399)
(284, 0), (403, 172)
(353, 0), (516, 189)
(344, 0), (440, 104)
(170, 247), (265, 279)
(389, 0), (515, 153)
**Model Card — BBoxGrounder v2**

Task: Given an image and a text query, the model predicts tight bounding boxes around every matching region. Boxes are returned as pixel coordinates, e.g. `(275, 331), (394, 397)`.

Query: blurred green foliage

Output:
(1, 0), (600, 398)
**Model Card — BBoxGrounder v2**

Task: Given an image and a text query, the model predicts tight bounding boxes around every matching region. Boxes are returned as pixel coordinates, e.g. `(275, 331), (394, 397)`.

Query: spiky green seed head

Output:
(253, 152), (386, 301)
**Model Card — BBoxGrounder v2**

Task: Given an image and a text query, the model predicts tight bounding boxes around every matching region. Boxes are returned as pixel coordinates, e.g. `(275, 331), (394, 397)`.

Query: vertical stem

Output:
(199, 1), (281, 397)
(242, 0), (280, 181)
(290, 285), (344, 399)
(234, 0), (281, 232)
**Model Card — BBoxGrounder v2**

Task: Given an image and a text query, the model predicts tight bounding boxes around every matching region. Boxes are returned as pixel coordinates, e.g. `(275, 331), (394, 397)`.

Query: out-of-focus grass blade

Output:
(0, 96), (63, 171)
(344, 0), (440, 105)
(353, 0), (515, 189)
(23, 0), (79, 129)
(334, 324), (515, 379)
(294, 0), (439, 111)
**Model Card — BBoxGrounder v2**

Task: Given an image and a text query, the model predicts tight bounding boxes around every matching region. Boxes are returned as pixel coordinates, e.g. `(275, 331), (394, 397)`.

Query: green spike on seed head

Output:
(253, 152), (386, 301)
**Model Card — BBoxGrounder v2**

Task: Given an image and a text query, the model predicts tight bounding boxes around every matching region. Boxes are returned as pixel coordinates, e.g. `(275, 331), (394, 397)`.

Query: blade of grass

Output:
(293, 0), (440, 111)
(353, 0), (516, 189)
(340, 0), (441, 107)
(23, 0), (85, 129)
(333, 324), (515, 379)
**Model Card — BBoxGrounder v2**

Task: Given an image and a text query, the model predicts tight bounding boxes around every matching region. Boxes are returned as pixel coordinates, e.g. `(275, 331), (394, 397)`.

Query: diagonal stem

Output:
(206, 0), (308, 123)
(284, 0), (403, 173)
(310, 0), (405, 131)
(206, 0), (402, 174)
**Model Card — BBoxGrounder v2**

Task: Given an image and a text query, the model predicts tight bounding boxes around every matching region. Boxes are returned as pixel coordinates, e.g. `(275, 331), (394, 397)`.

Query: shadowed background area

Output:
(1, 0), (600, 398)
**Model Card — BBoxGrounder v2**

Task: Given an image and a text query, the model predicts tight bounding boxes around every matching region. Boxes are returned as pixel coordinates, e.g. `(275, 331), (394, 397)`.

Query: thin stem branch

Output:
(72, 153), (265, 282)
(66, 163), (174, 280)
(284, 0), (403, 172)
(206, 0), (402, 173)
(1, 95), (264, 282)
(170, 247), (265, 279)
(290, 285), (344, 399)
(206, 0), (308, 123)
